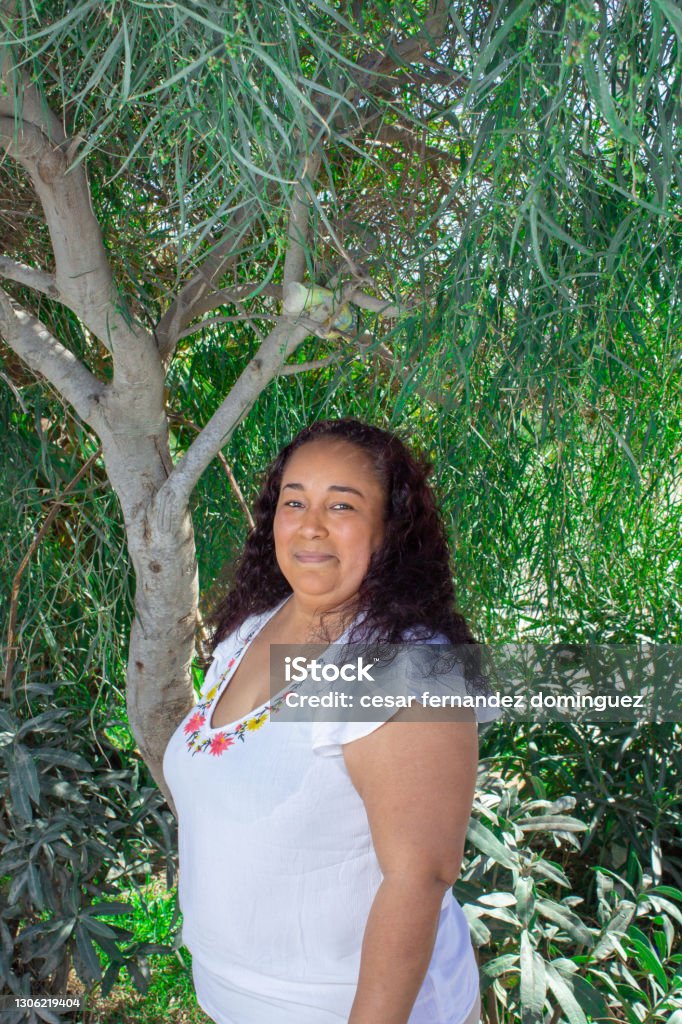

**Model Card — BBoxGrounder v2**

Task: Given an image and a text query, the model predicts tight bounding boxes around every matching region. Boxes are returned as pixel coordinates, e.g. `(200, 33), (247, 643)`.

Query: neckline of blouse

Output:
(204, 597), (366, 734)
(204, 596), (291, 733)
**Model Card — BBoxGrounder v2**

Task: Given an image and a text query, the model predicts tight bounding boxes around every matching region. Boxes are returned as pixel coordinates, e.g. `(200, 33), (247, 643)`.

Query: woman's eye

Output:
(281, 500), (353, 511)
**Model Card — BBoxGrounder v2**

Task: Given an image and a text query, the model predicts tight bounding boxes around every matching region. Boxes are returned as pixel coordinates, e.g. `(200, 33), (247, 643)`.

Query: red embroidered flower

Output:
(184, 712), (206, 734)
(209, 732), (234, 756)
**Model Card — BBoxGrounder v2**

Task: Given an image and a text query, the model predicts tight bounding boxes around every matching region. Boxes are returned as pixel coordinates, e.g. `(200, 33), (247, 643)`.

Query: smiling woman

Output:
(162, 418), (497, 1024)
(273, 439), (386, 624)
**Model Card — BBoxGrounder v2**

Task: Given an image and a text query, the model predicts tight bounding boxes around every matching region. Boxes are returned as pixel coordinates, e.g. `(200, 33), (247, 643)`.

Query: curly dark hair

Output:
(210, 418), (483, 665)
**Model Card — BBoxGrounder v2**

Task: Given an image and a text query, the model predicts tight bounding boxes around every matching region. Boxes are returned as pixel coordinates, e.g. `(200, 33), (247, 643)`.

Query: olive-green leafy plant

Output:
(0, 682), (176, 1021)
(458, 727), (682, 1024)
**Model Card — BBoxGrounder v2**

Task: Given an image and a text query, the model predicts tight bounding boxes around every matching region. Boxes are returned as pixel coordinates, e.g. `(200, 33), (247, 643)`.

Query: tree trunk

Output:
(99, 426), (197, 804)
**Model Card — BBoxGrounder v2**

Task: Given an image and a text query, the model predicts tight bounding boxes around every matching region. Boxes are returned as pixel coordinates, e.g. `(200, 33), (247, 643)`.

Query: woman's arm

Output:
(343, 710), (478, 1024)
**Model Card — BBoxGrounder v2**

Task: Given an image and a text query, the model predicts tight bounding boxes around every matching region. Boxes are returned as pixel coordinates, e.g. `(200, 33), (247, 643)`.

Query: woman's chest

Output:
(208, 644), (272, 729)
(165, 718), (369, 846)
(208, 623), (296, 729)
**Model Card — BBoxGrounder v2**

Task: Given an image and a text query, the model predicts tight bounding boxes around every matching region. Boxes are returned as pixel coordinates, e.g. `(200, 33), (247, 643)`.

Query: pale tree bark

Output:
(0, 2), (455, 807)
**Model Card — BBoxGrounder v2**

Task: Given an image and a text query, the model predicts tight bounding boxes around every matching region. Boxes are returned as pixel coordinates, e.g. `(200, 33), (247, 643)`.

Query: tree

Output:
(1, 0), (680, 804)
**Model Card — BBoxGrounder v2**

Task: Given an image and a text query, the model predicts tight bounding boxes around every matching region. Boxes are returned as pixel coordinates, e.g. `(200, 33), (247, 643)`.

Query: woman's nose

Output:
(298, 507), (328, 537)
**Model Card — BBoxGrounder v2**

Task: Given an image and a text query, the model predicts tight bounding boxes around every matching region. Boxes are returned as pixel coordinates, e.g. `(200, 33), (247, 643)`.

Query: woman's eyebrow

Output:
(281, 482), (365, 497)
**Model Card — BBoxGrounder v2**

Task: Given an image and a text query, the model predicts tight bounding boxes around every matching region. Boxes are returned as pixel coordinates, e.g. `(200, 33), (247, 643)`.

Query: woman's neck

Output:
(275, 594), (356, 644)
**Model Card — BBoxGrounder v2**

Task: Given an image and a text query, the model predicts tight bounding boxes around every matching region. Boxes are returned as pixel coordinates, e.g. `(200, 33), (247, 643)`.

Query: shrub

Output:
(460, 723), (682, 1024)
(0, 678), (177, 1023)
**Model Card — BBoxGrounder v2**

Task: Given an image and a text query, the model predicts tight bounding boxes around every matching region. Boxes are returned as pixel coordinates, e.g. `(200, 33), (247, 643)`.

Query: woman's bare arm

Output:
(343, 711), (478, 1024)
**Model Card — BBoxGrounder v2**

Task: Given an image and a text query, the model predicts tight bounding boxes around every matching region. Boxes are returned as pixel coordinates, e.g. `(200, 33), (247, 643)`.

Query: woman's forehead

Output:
(281, 439), (383, 485)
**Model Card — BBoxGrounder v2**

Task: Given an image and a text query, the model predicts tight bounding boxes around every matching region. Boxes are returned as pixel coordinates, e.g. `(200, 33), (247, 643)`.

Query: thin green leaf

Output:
(535, 898), (593, 946)
(520, 930), (546, 1021)
(545, 965), (588, 1024)
(466, 819), (516, 868)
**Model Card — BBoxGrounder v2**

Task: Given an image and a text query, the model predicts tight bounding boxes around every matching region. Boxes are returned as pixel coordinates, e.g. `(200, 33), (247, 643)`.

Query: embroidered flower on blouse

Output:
(184, 712), (206, 735)
(246, 714), (267, 731)
(209, 732), (234, 756)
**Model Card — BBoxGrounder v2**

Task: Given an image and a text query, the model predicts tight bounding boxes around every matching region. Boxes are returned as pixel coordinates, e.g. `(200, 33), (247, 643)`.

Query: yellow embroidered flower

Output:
(205, 685), (218, 700)
(246, 713), (268, 731)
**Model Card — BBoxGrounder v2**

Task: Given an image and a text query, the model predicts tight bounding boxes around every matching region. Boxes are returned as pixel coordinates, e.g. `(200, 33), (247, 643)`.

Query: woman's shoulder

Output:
(346, 613), (448, 645)
(199, 610), (270, 692)
(397, 624), (450, 644)
(212, 609), (269, 657)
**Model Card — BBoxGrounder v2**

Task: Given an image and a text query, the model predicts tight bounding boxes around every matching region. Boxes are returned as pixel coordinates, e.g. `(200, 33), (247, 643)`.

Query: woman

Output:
(163, 418), (498, 1024)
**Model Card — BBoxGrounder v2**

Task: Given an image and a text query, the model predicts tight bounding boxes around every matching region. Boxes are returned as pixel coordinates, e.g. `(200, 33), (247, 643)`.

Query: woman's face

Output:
(273, 438), (386, 615)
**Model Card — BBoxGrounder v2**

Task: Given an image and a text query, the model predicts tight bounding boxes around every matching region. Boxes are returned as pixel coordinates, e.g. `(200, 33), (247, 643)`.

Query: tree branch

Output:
(0, 368), (28, 412)
(277, 356), (337, 375)
(0, 256), (59, 298)
(178, 278), (405, 344)
(0, 287), (106, 427)
(154, 323), (308, 516)
(179, 282), (405, 344)
(155, 201), (258, 362)
(178, 313), (277, 341)
(385, 0), (450, 67)
(353, 0), (451, 91)
(168, 413), (255, 530)
(158, 150), (321, 366)
(347, 288), (406, 318)
(179, 282), (283, 322)
(0, 2), (65, 145)
(393, 62), (470, 91)
(0, 115), (158, 375)
(282, 152), (322, 292)
(157, 141), (322, 365)
(371, 124), (463, 173)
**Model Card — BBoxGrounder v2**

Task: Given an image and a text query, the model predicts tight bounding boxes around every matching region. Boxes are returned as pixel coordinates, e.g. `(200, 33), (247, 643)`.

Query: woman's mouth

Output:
(294, 552), (335, 562)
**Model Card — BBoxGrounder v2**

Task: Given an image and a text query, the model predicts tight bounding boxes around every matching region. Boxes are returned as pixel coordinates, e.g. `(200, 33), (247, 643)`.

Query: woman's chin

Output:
(290, 584), (358, 609)
(289, 570), (338, 592)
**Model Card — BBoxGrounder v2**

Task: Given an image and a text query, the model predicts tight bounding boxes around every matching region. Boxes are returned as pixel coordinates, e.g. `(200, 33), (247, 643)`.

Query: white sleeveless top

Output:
(163, 599), (498, 1024)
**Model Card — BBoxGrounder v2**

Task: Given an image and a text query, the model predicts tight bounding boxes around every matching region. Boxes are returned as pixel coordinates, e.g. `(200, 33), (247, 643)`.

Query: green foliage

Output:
(0, 374), (133, 695)
(0, 389), (178, 1014)
(0, 679), (176, 1018)
(458, 720), (682, 1023)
